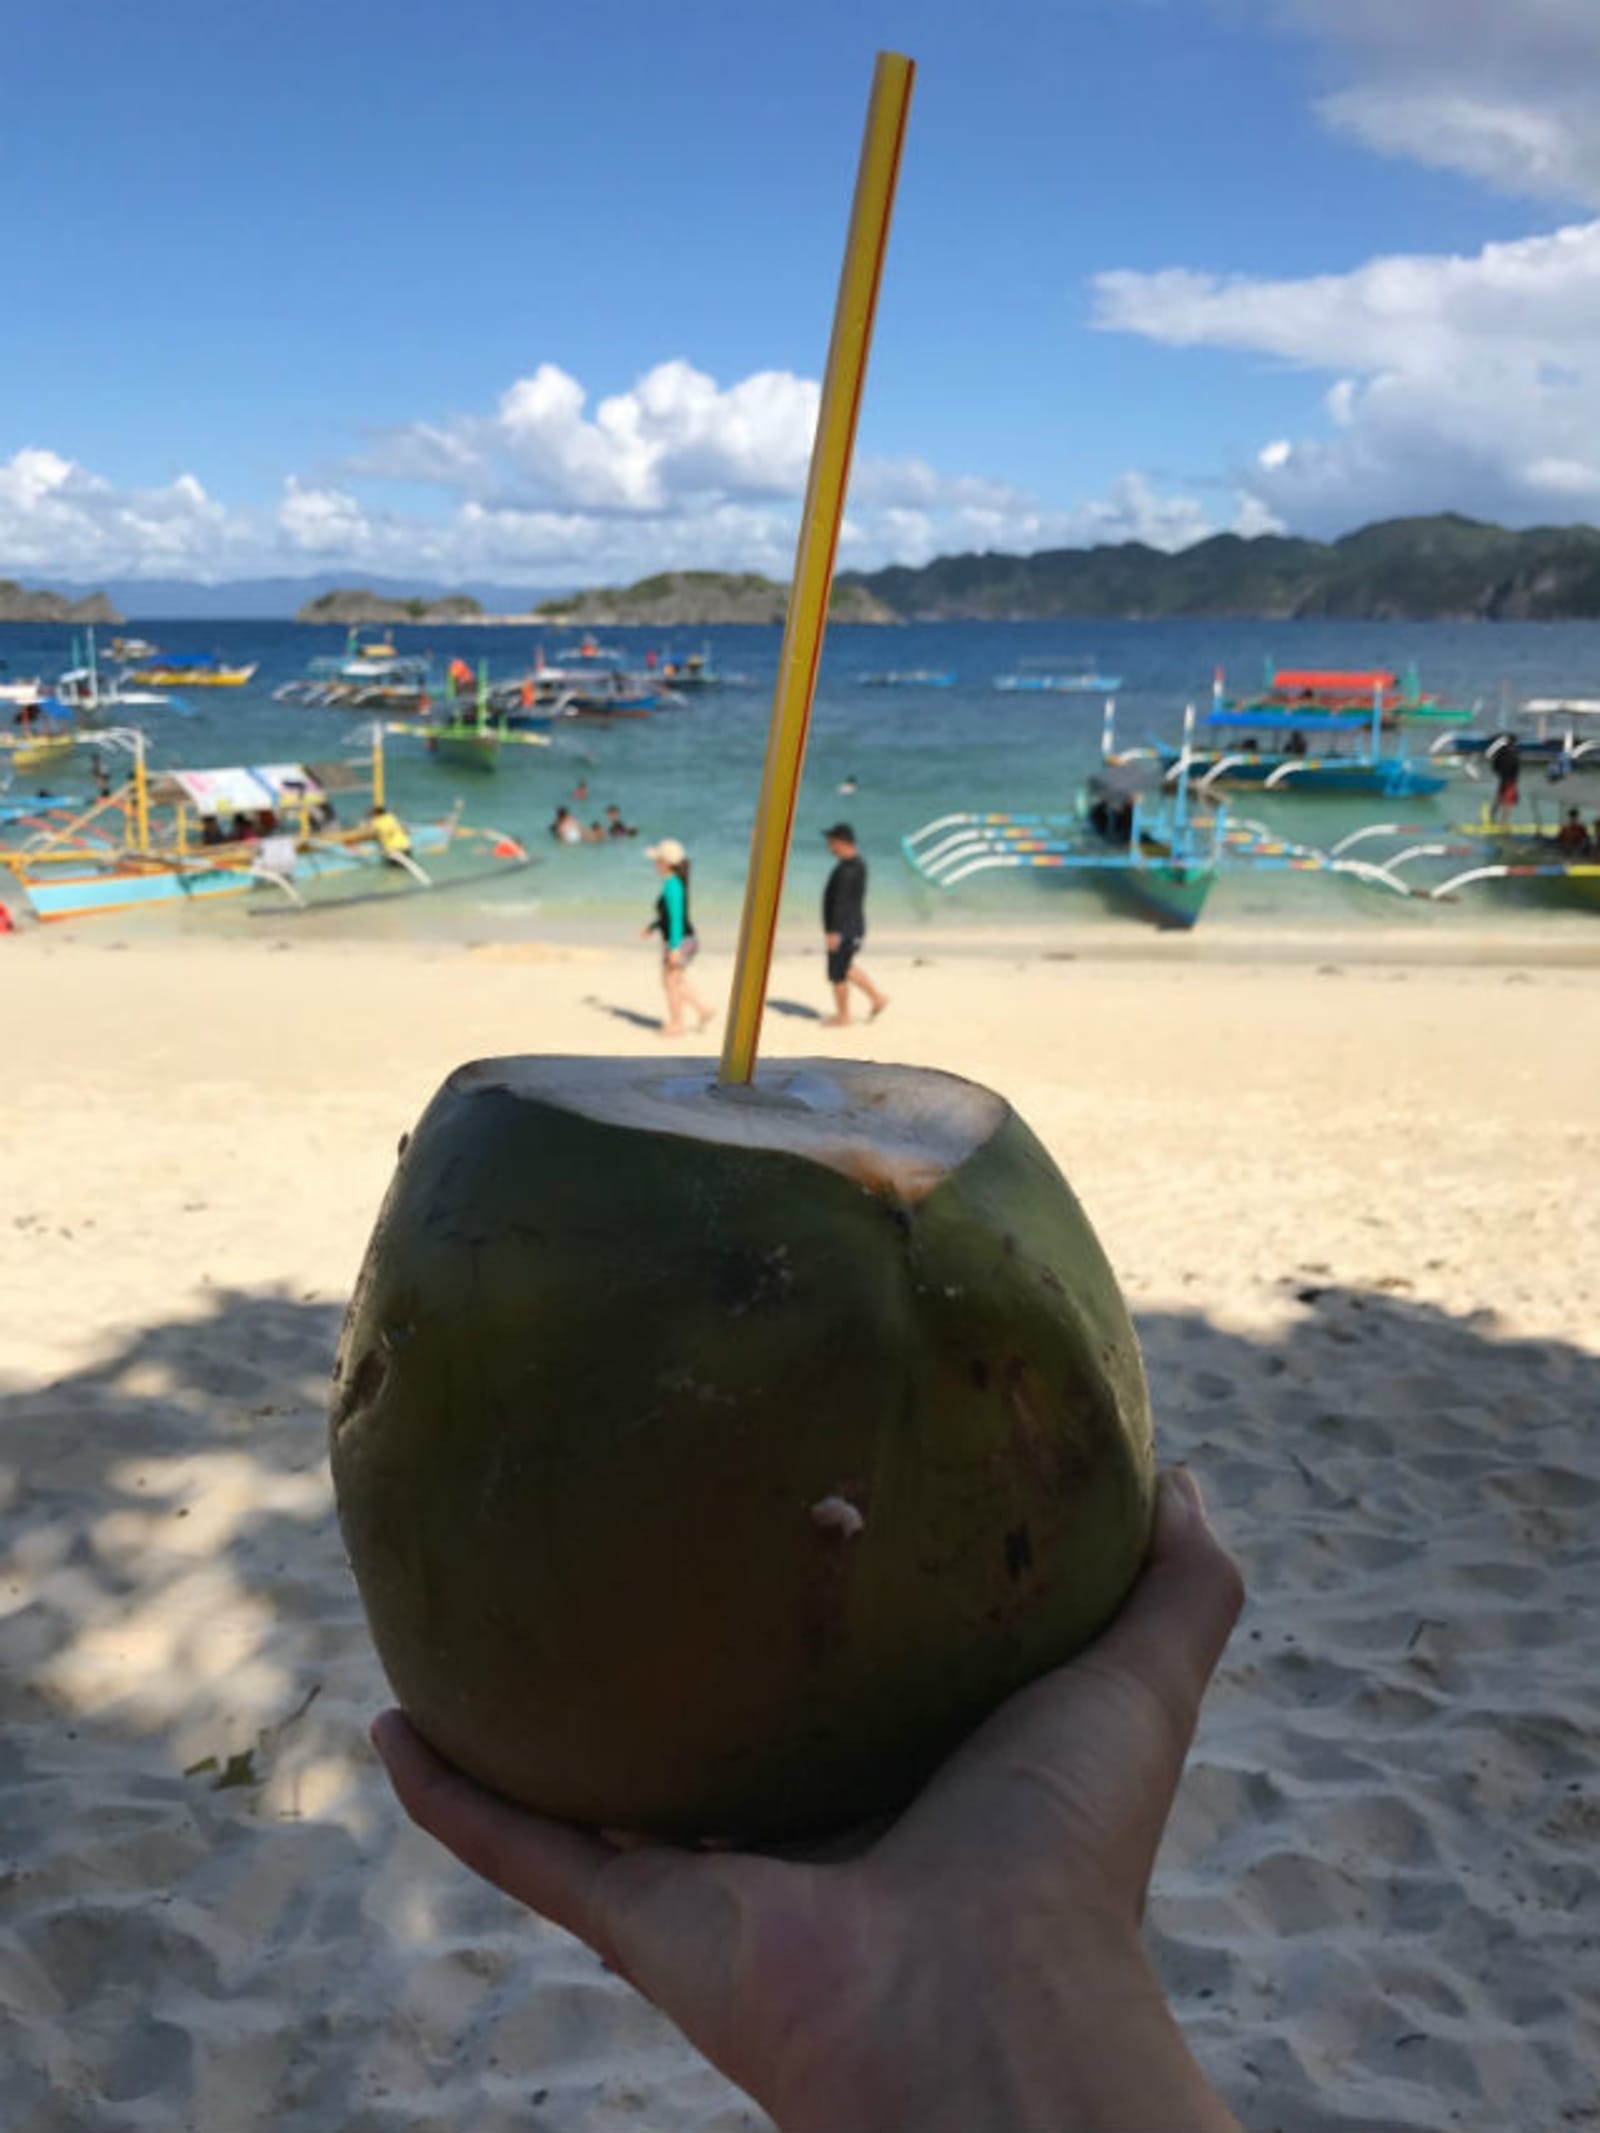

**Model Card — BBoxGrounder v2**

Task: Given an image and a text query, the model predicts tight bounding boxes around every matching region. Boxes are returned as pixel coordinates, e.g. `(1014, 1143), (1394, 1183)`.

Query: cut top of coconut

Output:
(449, 1056), (1006, 1201)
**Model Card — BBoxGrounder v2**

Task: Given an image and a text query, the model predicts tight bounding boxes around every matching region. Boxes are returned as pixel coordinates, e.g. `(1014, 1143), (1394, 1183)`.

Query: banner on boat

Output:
(171, 765), (325, 815)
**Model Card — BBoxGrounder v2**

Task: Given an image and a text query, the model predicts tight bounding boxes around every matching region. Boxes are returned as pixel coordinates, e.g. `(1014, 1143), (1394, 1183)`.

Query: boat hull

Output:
(128, 665), (258, 688)
(18, 823), (454, 921)
(1171, 751), (1446, 798)
(429, 731), (500, 772)
(7, 735), (78, 773)
(1104, 862), (1212, 930)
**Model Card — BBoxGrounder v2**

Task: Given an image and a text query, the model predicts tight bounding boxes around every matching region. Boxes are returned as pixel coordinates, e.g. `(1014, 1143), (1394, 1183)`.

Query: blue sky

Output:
(6, 0), (1600, 585)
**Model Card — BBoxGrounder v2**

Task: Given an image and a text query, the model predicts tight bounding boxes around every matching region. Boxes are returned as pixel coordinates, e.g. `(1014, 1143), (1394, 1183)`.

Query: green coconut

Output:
(331, 1056), (1155, 1842)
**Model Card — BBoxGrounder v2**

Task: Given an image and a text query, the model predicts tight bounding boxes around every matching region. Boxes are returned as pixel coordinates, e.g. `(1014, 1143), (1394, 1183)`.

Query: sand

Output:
(2, 928), (1597, 2131)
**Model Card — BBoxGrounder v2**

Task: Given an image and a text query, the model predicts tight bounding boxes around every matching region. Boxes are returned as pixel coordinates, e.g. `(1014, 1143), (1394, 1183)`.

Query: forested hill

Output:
(0, 580), (121, 623)
(532, 570), (896, 625)
(837, 516), (1600, 621)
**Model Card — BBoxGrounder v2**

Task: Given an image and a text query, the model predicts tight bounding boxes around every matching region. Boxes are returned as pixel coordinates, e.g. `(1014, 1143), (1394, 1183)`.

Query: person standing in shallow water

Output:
(644, 838), (714, 1038)
(820, 823), (889, 1028)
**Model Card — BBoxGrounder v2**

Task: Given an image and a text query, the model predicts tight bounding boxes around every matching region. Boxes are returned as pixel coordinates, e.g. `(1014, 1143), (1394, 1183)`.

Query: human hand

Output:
(374, 1469), (1244, 2133)
(825, 932), (840, 951)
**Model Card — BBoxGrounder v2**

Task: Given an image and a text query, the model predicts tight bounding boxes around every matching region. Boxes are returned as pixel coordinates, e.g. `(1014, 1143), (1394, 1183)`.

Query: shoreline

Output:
(7, 907), (1598, 970)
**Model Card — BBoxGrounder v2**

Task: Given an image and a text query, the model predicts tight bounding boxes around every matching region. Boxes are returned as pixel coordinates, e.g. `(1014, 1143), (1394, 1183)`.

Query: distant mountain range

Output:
(838, 515), (1600, 621)
(12, 516), (1600, 622)
(2, 574), (559, 622)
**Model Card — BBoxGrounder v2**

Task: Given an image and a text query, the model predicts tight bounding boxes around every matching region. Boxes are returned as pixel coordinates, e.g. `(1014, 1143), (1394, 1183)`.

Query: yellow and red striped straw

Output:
(719, 50), (915, 1086)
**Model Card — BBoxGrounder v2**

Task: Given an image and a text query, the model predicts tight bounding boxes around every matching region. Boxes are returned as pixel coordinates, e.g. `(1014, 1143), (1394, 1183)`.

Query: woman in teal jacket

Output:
(644, 837), (714, 1037)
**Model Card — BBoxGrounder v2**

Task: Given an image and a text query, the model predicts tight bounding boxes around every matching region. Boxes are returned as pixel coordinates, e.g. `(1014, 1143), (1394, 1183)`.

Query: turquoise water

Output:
(5, 615), (1600, 941)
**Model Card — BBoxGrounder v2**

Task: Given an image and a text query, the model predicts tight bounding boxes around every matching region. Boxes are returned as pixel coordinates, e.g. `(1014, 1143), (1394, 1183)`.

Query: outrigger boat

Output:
(994, 664), (1122, 694)
(1115, 681), (1447, 799)
(858, 669), (957, 688)
(1328, 813), (1600, 916)
(0, 727), (528, 923)
(1429, 698), (1600, 773)
(386, 663), (552, 773)
(275, 632), (433, 709)
(125, 655), (258, 688)
(901, 707), (1346, 930)
(2, 630), (183, 771)
(1, 700), (80, 775)
(1218, 662), (1472, 727)
(553, 637), (627, 665)
(53, 629), (181, 715)
(653, 645), (721, 689)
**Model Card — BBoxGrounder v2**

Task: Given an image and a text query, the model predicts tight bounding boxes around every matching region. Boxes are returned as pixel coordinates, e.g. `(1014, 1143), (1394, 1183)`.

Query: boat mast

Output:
(132, 730), (150, 854)
(1173, 703), (1195, 834)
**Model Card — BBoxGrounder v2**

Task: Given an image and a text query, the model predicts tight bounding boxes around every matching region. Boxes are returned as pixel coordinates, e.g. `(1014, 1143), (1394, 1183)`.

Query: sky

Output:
(6, 0), (1600, 588)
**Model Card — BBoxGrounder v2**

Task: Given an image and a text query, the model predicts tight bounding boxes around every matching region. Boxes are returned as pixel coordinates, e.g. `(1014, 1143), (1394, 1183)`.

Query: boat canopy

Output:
(157, 763), (327, 815)
(1206, 708), (1371, 732)
(1268, 669), (1396, 692)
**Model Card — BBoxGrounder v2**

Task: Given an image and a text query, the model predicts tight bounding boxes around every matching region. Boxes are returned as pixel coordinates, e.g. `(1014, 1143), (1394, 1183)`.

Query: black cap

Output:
(822, 822), (855, 842)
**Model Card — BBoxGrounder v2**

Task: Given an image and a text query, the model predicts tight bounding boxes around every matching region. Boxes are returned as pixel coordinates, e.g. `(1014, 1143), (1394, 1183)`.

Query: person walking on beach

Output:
(644, 838), (714, 1038)
(821, 823), (888, 1027)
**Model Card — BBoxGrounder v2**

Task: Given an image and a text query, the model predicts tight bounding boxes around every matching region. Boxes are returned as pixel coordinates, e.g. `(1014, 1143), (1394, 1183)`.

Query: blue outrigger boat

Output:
(901, 707), (1341, 930)
(1119, 678), (1446, 799)
(994, 668), (1122, 694)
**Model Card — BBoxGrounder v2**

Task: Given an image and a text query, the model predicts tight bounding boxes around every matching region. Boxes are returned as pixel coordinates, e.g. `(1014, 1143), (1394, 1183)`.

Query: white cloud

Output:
(0, 349), (1263, 583)
(1078, 5), (1600, 532)
(1060, 471), (1282, 550)
(277, 479), (373, 553)
(0, 451), (242, 575)
(360, 359), (821, 514)
(1264, 0), (1600, 207)
(1096, 219), (1600, 529)
(1095, 222), (1600, 371)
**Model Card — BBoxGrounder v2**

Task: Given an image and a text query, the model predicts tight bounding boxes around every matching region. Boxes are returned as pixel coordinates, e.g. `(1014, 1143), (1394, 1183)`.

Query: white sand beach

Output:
(2, 930), (1598, 2131)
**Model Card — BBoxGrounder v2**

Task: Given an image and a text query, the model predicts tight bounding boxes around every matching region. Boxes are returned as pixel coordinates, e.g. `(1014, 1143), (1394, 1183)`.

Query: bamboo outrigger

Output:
(901, 705), (1355, 930)
(0, 726), (529, 923)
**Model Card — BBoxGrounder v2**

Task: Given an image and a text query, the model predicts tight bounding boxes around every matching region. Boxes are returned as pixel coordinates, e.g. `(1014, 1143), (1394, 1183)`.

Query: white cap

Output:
(646, 837), (686, 865)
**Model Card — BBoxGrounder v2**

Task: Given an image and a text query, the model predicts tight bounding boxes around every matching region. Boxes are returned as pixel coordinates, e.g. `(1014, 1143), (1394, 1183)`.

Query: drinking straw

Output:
(719, 50), (914, 1085)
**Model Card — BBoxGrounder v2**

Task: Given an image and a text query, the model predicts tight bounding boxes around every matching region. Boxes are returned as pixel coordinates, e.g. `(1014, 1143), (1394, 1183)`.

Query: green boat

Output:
(428, 720), (500, 772)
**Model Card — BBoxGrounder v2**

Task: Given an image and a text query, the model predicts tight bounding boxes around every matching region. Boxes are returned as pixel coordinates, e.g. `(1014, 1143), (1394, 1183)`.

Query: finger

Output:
(1085, 1466), (1244, 1755)
(903, 1469), (1240, 1826)
(371, 1710), (631, 1962)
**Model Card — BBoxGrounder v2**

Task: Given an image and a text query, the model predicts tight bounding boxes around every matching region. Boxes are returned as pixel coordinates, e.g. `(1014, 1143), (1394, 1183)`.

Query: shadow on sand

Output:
(2, 1283), (1595, 2131)
(581, 997), (663, 1033)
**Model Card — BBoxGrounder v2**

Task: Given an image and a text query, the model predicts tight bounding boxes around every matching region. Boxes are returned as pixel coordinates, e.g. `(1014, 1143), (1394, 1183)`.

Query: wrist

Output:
(775, 1933), (1239, 2133)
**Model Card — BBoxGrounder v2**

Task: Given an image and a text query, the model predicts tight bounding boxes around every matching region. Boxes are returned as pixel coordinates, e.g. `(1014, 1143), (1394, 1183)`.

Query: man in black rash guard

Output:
(820, 823), (890, 1027)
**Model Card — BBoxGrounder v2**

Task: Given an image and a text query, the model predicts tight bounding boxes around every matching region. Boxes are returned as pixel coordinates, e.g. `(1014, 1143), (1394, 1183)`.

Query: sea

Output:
(5, 615), (1600, 947)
